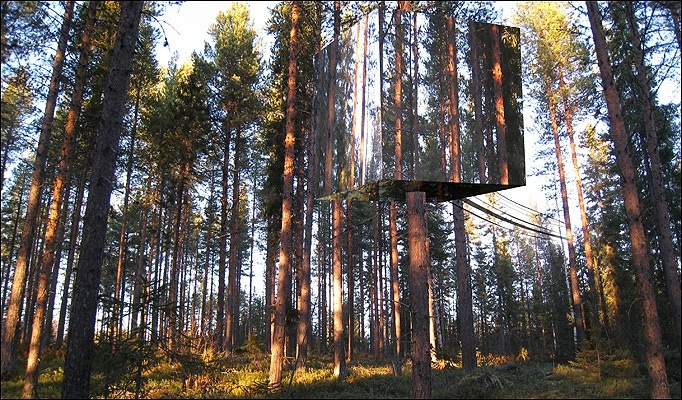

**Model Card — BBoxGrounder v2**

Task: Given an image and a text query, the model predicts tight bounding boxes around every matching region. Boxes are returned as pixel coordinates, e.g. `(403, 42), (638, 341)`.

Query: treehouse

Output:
(313, 8), (524, 202)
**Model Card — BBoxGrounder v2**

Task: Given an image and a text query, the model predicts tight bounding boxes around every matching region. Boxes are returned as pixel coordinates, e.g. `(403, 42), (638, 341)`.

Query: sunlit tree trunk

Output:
(268, 1), (300, 392)
(586, 3), (670, 398)
(407, 191), (431, 399)
(545, 78), (586, 348)
(56, 156), (90, 349)
(332, 199), (347, 378)
(1, 0), (74, 377)
(22, 2), (95, 394)
(297, 1), (322, 360)
(558, 67), (602, 339)
(61, 2), (143, 397)
(389, 1), (406, 376)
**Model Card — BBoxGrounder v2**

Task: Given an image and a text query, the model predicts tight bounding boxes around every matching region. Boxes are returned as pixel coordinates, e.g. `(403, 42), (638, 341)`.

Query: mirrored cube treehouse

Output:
(313, 8), (524, 202)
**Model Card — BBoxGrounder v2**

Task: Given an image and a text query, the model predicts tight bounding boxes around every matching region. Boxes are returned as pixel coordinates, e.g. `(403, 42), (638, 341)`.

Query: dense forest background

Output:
(1, 1), (680, 399)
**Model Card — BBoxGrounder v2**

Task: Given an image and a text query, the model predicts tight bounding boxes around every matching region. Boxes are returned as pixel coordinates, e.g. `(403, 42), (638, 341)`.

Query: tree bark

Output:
(112, 84), (139, 342)
(390, 1), (406, 376)
(559, 66), (602, 339)
(586, 3), (670, 398)
(545, 78), (586, 347)
(61, 2), (143, 397)
(625, 1), (681, 340)
(447, 15), (476, 373)
(217, 119), (231, 352)
(406, 191), (431, 399)
(22, 1), (96, 394)
(227, 125), (242, 352)
(332, 199), (347, 379)
(268, 1), (300, 392)
(1, 0), (74, 377)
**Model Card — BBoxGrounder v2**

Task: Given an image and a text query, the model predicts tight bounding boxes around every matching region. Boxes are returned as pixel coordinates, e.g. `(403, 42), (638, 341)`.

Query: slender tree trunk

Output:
(112, 84), (139, 341)
(217, 120), (231, 351)
(22, 2), (97, 394)
(406, 191), (431, 399)
(131, 188), (149, 332)
(625, 1), (681, 340)
(586, 3), (670, 398)
(346, 200), (354, 362)
(296, 103), (318, 373)
(43, 186), (70, 349)
(447, 15), (476, 373)
(545, 79), (586, 347)
(1, 0), (74, 377)
(1, 175), (25, 313)
(268, 1), (300, 391)
(558, 67), (602, 340)
(168, 174), (187, 351)
(56, 156), (90, 349)
(61, 2), (143, 397)
(227, 125), (242, 352)
(331, 199), (348, 379)
(371, 202), (380, 358)
(390, 1), (406, 376)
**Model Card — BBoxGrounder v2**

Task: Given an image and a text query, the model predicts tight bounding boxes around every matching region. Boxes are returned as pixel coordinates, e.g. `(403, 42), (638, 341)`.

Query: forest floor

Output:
(2, 339), (680, 399)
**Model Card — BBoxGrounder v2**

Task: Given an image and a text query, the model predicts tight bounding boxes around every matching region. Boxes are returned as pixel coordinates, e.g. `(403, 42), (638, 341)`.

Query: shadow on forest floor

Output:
(1, 341), (680, 399)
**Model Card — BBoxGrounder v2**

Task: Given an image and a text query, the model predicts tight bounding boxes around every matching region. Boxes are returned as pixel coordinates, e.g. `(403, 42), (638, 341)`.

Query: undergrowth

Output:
(1, 339), (679, 399)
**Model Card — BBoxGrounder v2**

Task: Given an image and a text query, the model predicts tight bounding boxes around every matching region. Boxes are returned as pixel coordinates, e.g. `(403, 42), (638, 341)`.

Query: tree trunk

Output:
(390, 1), (406, 376)
(61, 2), (143, 397)
(559, 66), (602, 340)
(112, 84), (139, 342)
(586, 3), (670, 398)
(332, 199), (347, 379)
(1, 0), (74, 377)
(447, 15), (476, 373)
(56, 156), (90, 349)
(296, 96), (318, 373)
(268, 1), (300, 392)
(22, 1), (96, 394)
(625, 1), (681, 340)
(227, 125), (242, 352)
(217, 120), (231, 351)
(545, 79), (586, 347)
(406, 191), (431, 399)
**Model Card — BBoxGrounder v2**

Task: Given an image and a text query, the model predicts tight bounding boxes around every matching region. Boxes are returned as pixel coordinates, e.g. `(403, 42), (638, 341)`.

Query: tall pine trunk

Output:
(22, 1), (97, 395)
(446, 15), (476, 373)
(407, 191), (431, 399)
(1, 0), (74, 377)
(545, 79), (586, 347)
(625, 1), (681, 340)
(332, 199), (347, 378)
(558, 67), (602, 339)
(389, 1), (405, 376)
(268, 1), (300, 391)
(586, 3), (670, 398)
(61, 2), (143, 397)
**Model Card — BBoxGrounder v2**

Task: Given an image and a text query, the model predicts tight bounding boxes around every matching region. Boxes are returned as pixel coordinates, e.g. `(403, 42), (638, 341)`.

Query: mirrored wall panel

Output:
(313, 8), (524, 202)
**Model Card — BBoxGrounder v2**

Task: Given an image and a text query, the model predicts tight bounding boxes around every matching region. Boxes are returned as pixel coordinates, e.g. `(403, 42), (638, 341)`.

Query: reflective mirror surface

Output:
(313, 9), (524, 202)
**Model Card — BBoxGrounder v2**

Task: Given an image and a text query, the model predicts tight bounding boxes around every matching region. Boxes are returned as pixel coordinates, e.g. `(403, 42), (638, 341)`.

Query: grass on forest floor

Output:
(1, 342), (680, 399)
